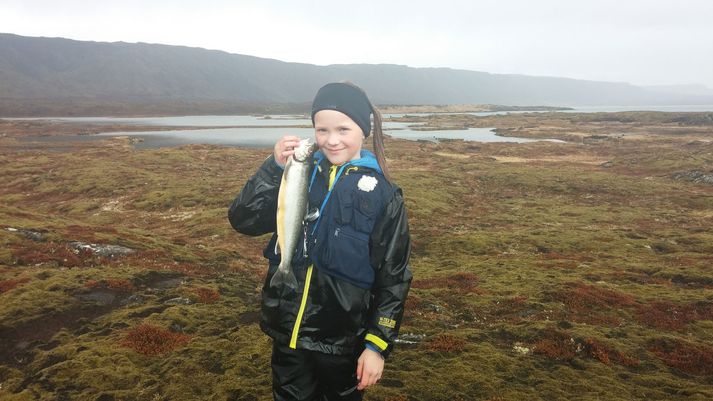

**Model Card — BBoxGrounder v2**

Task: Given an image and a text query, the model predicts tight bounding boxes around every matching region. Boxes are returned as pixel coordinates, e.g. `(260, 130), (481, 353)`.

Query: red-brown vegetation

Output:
(411, 272), (481, 294)
(106, 278), (135, 292)
(84, 279), (101, 289)
(424, 334), (467, 353)
(195, 287), (220, 303)
(635, 301), (696, 331)
(648, 338), (713, 376)
(489, 295), (533, 323)
(635, 300), (713, 331)
(547, 282), (635, 327)
(11, 242), (85, 267)
(532, 328), (578, 361)
(119, 323), (190, 356)
(583, 337), (639, 367)
(492, 295), (529, 314)
(693, 302), (713, 320)
(551, 282), (636, 311)
(0, 277), (31, 293)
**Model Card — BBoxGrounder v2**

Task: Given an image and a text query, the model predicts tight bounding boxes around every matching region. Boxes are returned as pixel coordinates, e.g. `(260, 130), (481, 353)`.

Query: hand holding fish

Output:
(274, 135), (303, 167)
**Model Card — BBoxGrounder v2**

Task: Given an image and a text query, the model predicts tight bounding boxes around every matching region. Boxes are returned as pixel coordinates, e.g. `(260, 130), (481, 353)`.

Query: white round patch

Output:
(358, 176), (378, 192)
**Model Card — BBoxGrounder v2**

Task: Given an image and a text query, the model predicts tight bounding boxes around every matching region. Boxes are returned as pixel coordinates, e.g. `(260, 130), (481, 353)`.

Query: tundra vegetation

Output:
(1, 112), (712, 401)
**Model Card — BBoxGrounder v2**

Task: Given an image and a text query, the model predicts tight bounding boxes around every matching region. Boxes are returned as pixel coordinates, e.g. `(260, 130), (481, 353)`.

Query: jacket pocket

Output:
(352, 191), (378, 234)
(322, 223), (374, 289)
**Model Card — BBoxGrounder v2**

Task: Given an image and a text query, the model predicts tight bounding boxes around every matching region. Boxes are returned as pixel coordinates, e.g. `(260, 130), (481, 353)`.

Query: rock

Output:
(600, 160), (614, 168)
(5, 227), (45, 241)
(165, 297), (193, 305)
(395, 333), (426, 345)
(512, 342), (532, 355)
(120, 294), (146, 306)
(68, 241), (135, 258)
(671, 170), (713, 185)
(170, 322), (185, 333)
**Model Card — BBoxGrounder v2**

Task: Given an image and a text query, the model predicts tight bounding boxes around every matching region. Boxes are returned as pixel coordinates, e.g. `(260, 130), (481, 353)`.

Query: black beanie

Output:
(311, 82), (373, 137)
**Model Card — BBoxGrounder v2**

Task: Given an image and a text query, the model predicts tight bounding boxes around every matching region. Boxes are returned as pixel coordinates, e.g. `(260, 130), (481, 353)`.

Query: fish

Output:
(271, 138), (318, 289)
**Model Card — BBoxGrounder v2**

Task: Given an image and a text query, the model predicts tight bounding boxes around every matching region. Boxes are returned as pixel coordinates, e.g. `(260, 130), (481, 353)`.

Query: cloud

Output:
(2, 0), (712, 87)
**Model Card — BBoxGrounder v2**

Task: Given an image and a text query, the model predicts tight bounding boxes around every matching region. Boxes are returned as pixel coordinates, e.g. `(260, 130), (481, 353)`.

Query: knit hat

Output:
(311, 82), (373, 137)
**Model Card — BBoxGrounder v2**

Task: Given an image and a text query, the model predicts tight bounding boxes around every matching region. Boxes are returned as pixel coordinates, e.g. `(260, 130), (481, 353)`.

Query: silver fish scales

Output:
(271, 139), (317, 289)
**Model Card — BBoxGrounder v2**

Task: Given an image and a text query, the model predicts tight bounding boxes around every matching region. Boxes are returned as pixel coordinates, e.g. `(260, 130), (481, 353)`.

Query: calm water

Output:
(17, 105), (711, 148)
(16, 115), (562, 148)
(564, 104), (713, 113)
(90, 126), (550, 149)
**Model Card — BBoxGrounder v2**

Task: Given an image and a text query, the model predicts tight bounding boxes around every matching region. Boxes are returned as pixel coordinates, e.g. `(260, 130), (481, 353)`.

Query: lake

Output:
(20, 104), (712, 148)
(110, 127), (558, 149)
(16, 116), (562, 148)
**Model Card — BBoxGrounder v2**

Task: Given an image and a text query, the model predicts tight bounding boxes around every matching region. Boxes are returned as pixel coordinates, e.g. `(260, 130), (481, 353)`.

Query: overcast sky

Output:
(2, 0), (712, 88)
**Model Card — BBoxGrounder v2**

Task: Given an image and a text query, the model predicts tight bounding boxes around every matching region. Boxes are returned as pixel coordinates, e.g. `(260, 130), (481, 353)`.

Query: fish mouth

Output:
(294, 142), (318, 162)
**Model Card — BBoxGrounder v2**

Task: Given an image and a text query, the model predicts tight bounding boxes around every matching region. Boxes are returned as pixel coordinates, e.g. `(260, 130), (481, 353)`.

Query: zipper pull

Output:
(334, 227), (340, 237)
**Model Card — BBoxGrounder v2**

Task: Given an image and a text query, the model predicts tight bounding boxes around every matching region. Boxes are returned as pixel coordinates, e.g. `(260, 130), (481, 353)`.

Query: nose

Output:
(326, 131), (340, 146)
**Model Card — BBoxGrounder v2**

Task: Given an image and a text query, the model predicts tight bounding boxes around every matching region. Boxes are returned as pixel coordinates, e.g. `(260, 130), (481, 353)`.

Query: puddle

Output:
(0, 301), (118, 367)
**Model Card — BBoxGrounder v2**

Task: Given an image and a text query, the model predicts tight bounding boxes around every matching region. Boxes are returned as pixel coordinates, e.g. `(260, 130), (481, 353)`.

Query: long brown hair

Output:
(370, 105), (391, 181)
(341, 81), (391, 181)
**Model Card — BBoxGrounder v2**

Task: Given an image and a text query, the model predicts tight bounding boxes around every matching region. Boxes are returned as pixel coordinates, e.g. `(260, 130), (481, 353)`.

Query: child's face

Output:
(314, 109), (365, 165)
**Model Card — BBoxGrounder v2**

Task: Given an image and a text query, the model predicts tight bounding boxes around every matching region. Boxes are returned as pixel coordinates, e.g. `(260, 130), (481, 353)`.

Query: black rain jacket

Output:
(228, 152), (411, 358)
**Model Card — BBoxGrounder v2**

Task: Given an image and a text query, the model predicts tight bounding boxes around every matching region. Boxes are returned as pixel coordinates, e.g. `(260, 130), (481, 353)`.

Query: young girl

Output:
(228, 82), (412, 401)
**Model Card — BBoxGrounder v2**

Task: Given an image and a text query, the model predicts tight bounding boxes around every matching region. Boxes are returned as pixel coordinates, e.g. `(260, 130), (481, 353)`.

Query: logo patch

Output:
(378, 316), (397, 329)
(357, 176), (378, 192)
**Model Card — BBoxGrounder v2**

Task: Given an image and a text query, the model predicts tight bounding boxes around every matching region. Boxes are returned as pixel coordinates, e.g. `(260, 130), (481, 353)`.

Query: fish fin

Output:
(269, 265), (298, 290)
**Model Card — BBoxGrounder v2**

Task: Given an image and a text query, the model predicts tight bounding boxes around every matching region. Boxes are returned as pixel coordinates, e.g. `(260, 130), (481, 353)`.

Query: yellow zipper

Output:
(289, 264), (313, 349)
(289, 164), (336, 348)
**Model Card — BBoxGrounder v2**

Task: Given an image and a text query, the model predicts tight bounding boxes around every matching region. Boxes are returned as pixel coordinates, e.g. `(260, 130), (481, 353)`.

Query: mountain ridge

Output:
(1, 33), (712, 116)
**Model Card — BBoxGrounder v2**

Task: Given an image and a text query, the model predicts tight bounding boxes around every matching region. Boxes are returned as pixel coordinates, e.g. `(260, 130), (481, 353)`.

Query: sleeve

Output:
(227, 155), (284, 236)
(364, 186), (412, 359)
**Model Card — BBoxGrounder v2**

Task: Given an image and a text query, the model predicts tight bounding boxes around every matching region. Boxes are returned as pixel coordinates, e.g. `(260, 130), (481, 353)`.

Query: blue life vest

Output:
(308, 150), (388, 288)
(265, 150), (390, 289)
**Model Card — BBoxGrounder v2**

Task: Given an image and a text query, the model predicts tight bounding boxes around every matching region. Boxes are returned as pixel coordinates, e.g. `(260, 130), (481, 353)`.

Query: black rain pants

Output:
(271, 341), (363, 401)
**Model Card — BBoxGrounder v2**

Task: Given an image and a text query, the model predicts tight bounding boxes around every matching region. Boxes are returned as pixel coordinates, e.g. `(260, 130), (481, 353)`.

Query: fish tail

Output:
(269, 264), (299, 290)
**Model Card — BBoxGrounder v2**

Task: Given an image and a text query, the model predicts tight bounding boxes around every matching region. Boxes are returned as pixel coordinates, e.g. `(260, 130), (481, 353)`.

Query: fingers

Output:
(280, 136), (301, 150)
(357, 368), (381, 390)
(356, 351), (383, 391)
(356, 354), (364, 382)
(273, 135), (302, 165)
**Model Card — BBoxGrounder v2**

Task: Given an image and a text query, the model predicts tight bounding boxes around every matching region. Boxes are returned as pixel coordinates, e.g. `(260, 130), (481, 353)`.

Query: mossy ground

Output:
(1, 114), (712, 400)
